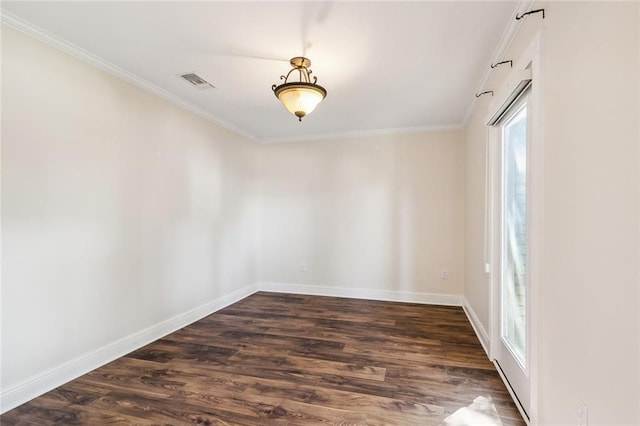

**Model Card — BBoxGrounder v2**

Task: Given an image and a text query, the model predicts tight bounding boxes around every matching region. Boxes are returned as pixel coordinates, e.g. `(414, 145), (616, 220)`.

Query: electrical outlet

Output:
(577, 400), (588, 426)
(440, 269), (449, 279)
(300, 263), (307, 272)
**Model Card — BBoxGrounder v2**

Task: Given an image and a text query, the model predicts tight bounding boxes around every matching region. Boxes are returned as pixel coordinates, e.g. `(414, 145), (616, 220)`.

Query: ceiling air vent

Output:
(180, 73), (214, 89)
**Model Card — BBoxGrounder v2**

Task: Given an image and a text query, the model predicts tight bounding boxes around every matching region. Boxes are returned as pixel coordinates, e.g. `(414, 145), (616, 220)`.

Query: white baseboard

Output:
(0, 283), (259, 414)
(258, 282), (463, 306)
(462, 297), (491, 357)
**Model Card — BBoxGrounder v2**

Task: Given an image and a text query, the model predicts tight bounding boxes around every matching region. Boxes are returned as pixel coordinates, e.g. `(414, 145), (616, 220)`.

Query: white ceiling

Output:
(1, 1), (519, 143)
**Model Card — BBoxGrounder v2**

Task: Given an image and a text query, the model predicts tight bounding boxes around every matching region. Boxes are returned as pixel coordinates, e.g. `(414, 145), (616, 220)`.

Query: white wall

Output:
(1, 25), (259, 408)
(463, 100), (491, 329)
(540, 3), (639, 424)
(464, 2), (640, 424)
(258, 131), (465, 301)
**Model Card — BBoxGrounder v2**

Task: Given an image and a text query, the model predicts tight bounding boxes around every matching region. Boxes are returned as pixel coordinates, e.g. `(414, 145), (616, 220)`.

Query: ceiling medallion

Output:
(272, 57), (327, 122)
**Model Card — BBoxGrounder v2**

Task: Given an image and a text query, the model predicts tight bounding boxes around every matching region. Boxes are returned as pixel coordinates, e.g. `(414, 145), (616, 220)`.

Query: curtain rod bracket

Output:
(491, 60), (513, 69)
(516, 8), (545, 20)
(475, 91), (494, 98)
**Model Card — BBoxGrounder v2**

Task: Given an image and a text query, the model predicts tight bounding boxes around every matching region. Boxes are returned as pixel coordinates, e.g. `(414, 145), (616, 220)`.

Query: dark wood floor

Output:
(2, 292), (525, 425)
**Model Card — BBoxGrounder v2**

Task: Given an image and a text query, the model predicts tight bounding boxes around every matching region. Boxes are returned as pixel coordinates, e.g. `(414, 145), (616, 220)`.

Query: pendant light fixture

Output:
(272, 57), (327, 121)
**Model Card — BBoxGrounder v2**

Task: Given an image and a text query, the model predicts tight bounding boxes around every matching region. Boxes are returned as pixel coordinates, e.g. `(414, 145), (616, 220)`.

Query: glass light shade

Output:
(275, 83), (326, 120)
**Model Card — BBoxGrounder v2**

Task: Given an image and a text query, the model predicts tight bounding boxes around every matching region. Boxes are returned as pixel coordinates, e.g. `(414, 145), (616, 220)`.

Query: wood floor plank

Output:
(1, 292), (526, 425)
(79, 359), (184, 399)
(227, 349), (387, 382)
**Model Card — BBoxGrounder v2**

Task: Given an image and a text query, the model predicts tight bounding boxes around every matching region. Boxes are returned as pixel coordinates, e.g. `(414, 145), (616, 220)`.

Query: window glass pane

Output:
(502, 103), (527, 367)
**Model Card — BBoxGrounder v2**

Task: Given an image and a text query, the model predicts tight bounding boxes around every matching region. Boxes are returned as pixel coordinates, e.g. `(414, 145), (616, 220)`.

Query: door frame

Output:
(486, 30), (544, 425)
(489, 87), (532, 415)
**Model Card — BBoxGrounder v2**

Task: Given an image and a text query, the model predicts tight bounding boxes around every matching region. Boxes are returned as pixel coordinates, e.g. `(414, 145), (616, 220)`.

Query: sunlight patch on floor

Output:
(441, 396), (504, 426)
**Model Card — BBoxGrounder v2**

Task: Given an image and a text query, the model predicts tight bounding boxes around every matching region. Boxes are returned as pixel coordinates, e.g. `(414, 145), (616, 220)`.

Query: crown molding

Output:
(462, 0), (536, 126)
(0, 11), (259, 143)
(260, 123), (465, 144)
